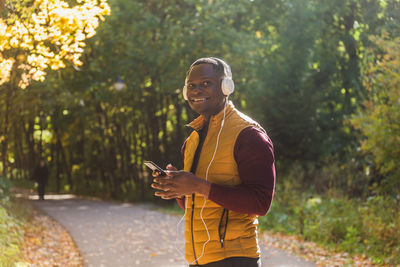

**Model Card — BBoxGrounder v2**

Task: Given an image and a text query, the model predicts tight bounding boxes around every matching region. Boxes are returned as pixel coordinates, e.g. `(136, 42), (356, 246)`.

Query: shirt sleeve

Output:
(207, 126), (276, 216)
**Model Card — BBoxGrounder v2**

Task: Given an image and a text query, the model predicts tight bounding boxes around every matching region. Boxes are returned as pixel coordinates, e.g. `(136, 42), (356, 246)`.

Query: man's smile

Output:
(190, 97), (209, 103)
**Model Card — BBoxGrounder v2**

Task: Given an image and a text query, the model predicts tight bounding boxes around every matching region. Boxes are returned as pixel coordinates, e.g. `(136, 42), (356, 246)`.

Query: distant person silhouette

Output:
(33, 159), (49, 200)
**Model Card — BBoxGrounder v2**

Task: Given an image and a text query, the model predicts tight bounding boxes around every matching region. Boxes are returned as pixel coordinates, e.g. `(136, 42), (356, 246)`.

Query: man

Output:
(33, 159), (49, 200)
(152, 57), (275, 266)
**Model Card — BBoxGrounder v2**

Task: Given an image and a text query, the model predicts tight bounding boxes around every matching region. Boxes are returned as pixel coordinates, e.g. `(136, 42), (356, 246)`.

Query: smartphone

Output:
(144, 161), (166, 176)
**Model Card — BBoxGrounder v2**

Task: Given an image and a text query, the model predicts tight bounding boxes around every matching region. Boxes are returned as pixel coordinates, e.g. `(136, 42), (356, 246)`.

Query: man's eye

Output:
(202, 81), (211, 86)
(187, 84), (195, 89)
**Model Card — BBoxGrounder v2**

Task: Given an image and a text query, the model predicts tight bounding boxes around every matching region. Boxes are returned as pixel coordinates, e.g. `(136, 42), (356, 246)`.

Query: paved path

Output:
(29, 194), (315, 267)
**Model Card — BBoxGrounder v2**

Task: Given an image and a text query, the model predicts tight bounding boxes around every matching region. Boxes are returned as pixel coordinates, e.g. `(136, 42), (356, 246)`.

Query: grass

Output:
(0, 199), (31, 267)
(0, 176), (31, 266)
(259, 193), (400, 265)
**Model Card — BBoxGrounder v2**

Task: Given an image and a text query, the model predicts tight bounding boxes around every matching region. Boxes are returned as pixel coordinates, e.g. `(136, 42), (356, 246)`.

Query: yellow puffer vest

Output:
(183, 102), (264, 265)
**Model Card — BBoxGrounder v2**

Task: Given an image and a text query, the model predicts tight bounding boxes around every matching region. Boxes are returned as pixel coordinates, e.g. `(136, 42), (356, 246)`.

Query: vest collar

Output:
(186, 101), (235, 131)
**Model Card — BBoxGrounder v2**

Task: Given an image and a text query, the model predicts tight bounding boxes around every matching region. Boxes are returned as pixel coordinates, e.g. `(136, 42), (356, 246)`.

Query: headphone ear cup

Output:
(221, 78), (234, 96)
(183, 85), (188, 100)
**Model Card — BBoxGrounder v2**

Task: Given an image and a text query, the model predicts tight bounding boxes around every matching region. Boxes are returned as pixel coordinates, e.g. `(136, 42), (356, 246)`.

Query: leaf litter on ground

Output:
(21, 202), (82, 267)
(261, 231), (386, 267)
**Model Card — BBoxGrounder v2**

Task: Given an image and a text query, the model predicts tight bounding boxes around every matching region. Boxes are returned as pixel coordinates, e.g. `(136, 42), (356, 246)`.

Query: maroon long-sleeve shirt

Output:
(177, 126), (275, 216)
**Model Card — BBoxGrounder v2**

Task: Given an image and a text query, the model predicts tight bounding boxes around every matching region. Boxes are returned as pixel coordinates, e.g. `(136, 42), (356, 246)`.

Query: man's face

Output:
(186, 63), (225, 119)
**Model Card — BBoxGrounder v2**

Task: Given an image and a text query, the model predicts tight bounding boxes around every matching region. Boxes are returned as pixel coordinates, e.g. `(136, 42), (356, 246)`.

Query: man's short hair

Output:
(187, 57), (225, 79)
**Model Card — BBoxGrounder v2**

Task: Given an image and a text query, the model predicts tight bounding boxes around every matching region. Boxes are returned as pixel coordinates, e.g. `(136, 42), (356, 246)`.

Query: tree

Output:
(350, 35), (400, 194)
(0, 0), (110, 177)
(0, 0), (110, 88)
(31, 0), (260, 199)
(247, 0), (399, 163)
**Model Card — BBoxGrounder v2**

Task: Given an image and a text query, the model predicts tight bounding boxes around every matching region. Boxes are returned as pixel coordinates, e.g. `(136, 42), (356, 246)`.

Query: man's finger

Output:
(165, 170), (181, 177)
(155, 191), (180, 199)
(151, 182), (170, 191)
(155, 191), (173, 197)
(161, 195), (177, 200)
(152, 170), (160, 177)
(166, 164), (178, 171)
(153, 177), (173, 185)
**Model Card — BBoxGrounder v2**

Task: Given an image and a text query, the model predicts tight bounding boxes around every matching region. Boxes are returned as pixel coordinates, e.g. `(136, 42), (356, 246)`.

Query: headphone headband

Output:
(210, 57), (232, 79)
(183, 57), (235, 100)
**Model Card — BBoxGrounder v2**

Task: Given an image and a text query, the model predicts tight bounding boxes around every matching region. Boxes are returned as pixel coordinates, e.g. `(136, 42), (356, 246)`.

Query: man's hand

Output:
(151, 164), (211, 199)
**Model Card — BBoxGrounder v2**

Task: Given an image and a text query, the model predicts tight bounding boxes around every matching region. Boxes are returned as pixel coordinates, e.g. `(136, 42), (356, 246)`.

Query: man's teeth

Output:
(193, 98), (207, 102)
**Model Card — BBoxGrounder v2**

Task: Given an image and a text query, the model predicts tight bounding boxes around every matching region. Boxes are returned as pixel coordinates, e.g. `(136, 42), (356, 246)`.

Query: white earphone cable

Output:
(176, 99), (228, 264)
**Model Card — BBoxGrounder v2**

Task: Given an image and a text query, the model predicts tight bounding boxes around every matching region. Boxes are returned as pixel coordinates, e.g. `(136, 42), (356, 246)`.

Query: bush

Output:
(360, 196), (400, 264)
(302, 197), (364, 251)
(0, 176), (13, 205)
(278, 158), (371, 198)
(0, 177), (30, 266)
(350, 35), (400, 195)
(259, 186), (400, 265)
(0, 205), (25, 266)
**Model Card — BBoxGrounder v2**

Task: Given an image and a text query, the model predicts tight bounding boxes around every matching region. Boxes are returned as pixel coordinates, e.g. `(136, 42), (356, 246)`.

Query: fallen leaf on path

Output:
(20, 202), (83, 266)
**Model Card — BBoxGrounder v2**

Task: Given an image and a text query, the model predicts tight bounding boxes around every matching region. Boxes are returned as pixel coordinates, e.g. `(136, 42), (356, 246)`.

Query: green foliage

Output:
(245, 0), (400, 163)
(0, 205), (23, 266)
(302, 198), (362, 246)
(0, 2), (398, 264)
(274, 157), (370, 198)
(0, 179), (30, 266)
(0, 0), (399, 200)
(350, 35), (400, 194)
(13, 0), (260, 200)
(0, 176), (12, 204)
(260, 182), (400, 265)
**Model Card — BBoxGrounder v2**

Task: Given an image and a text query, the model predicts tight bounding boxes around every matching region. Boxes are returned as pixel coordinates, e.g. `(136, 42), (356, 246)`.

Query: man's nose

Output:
(191, 84), (206, 91)
(190, 85), (203, 93)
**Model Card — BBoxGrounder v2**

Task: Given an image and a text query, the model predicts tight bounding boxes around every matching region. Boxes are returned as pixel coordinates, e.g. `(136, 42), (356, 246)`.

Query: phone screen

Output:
(144, 161), (166, 176)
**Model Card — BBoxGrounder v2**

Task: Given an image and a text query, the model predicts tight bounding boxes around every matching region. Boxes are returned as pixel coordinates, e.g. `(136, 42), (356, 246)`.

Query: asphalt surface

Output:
(29, 194), (316, 267)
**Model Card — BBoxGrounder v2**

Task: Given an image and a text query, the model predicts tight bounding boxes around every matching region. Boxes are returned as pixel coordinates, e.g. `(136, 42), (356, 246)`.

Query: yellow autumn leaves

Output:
(0, 0), (110, 88)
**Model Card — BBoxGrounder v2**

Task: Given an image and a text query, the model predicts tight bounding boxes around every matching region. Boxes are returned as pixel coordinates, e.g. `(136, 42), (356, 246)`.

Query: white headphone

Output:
(182, 57), (235, 100)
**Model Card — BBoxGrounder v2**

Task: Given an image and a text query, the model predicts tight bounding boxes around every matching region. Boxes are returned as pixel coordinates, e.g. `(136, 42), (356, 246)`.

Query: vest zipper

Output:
(188, 121), (209, 265)
(218, 209), (229, 248)
(190, 193), (198, 264)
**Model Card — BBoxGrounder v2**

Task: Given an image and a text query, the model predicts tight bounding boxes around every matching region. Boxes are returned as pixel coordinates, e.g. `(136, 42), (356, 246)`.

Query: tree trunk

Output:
(1, 84), (11, 177)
